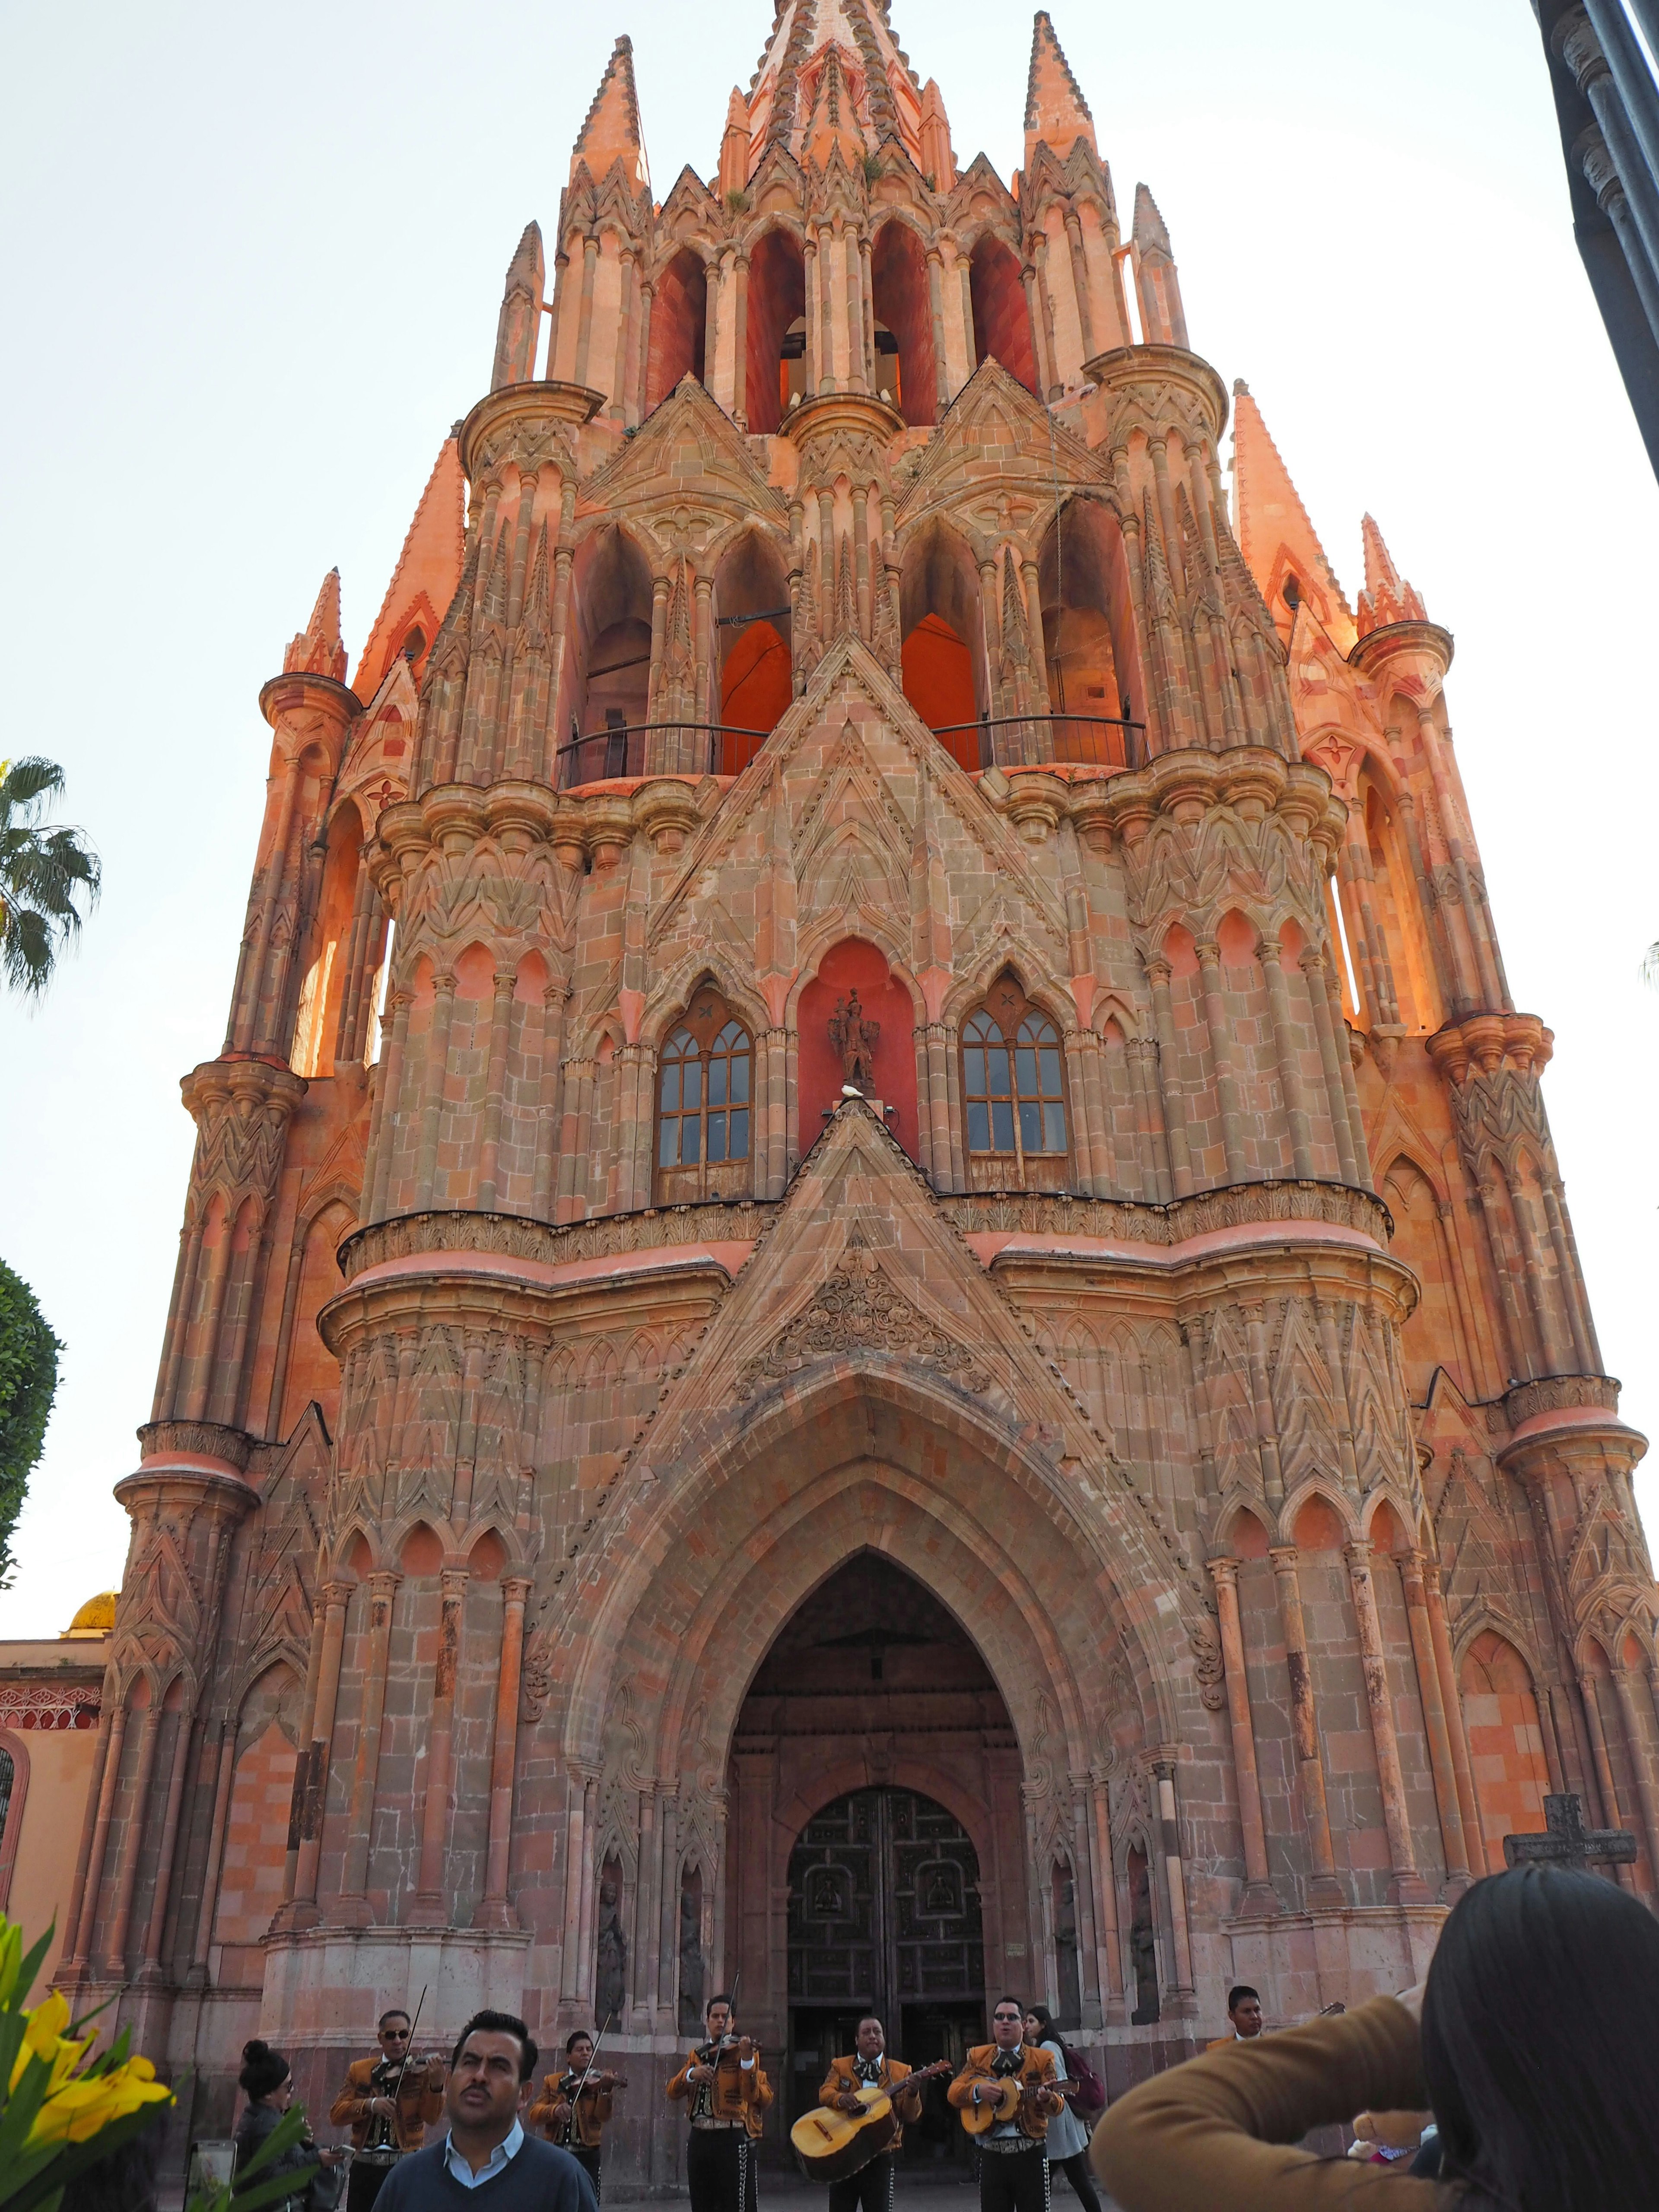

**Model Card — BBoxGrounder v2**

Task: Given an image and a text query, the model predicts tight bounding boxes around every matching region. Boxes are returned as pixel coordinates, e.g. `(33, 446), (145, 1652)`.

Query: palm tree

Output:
(0, 757), (101, 997)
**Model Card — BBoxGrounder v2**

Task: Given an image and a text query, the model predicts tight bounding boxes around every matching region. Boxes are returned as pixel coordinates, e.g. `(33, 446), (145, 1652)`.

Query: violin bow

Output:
(572, 2011), (615, 2107)
(391, 1985), (430, 2107)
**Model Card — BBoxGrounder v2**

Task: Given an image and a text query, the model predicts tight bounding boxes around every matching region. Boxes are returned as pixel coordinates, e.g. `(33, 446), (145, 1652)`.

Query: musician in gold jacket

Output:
(818, 2015), (925, 2212)
(667, 1993), (772, 2212)
(528, 2029), (625, 2198)
(329, 2009), (446, 2212)
(948, 1999), (1064, 2212)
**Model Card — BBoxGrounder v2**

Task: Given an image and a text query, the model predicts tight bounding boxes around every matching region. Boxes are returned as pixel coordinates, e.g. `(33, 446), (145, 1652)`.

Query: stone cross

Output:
(1502, 1792), (1637, 1872)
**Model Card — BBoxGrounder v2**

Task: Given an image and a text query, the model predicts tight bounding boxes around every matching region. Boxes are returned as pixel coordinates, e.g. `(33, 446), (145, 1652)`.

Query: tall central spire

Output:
(745, 0), (925, 174)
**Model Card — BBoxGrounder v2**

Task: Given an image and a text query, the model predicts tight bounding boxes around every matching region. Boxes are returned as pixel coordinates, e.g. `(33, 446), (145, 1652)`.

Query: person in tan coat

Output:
(948, 1999), (1064, 2212)
(667, 1993), (772, 2212)
(528, 2031), (625, 2199)
(818, 2015), (927, 2212)
(330, 2009), (445, 2212)
(1090, 1865), (1659, 2212)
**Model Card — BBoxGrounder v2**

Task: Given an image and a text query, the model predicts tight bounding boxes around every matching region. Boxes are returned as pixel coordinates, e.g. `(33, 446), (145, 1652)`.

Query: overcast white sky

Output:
(1, 0), (1656, 1638)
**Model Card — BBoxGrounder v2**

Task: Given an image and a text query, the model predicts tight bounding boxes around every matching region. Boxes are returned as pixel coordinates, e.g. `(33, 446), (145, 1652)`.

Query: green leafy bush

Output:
(0, 1260), (60, 1587)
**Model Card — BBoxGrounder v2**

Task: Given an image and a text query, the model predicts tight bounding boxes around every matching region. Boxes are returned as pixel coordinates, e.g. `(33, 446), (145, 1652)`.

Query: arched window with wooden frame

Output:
(959, 972), (1069, 1189)
(655, 986), (754, 1202)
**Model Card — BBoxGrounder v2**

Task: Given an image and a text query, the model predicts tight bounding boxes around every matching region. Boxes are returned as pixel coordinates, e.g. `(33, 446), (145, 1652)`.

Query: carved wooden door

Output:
(786, 1787), (983, 2028)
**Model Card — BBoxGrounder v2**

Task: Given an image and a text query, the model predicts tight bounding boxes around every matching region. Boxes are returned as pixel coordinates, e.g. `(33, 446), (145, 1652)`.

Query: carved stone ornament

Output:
(1189, 1615), (1227, 1711)
(733, 1248), (991, 1403)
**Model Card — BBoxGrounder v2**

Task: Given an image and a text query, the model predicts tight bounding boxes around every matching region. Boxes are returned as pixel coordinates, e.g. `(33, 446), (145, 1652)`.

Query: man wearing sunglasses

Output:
(948, 1999), (1064, 2212)
(332, 2008), (448, 2212)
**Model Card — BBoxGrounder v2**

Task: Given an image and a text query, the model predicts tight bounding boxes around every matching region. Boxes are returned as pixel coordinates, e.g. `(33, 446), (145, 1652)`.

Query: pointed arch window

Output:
(656, 987), (753, 1202)
(960, 972), (1069, 1189)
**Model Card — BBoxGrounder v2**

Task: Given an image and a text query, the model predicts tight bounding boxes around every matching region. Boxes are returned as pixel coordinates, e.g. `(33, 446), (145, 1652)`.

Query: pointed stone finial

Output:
(1025, 11), (1096, 167)
(719, 87), (751, 199)
(284, 568), (347, 682)
(802, 44), (868, 172)
(353, 436), (468, 701)
(1357, 513), (1428, 636)
(1230, 385), (1356, 652)
(491, 220), (545, 392)
(1132, 184), (1188, 348)
(920, 79), (955, 190)
(572, 34), (649, 190)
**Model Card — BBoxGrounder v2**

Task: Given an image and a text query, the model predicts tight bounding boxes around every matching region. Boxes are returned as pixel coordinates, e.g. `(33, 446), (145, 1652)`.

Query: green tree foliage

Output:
(0, 1262), (60, 1588)
(0, 758), (101, 998)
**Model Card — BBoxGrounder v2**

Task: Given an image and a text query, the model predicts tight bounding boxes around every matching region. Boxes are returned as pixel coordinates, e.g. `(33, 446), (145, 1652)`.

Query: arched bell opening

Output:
(714, 528), (794, 773)
(870, 220), (938, 427)
(1037, 499), (1143, 769)
(738, 1552), (1009, 2157)
(645, 248), (709, 411)
(968, 234), (1038, 394)
(560, 526), (654, 786)
(746, 227), (807, 434)
(899, 520), (990, 770)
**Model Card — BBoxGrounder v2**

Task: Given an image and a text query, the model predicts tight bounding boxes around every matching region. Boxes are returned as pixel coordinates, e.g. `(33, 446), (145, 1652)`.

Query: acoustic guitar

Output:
(791, 2061), (954, 2180)
(959, 2073), (1071, 2136)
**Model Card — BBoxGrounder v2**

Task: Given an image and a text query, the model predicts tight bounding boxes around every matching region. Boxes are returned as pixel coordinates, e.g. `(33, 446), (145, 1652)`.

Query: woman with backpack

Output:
(1023, 2008), (1103, 2212)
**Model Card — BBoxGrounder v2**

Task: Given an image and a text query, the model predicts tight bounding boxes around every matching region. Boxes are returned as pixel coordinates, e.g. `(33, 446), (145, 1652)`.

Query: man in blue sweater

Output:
(374, 2012), (599, 2212)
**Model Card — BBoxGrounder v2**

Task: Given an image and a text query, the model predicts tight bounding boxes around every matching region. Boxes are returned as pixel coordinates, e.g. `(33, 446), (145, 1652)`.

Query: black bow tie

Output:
(855, 2059), (882, 2083)
(992, 2051), (1023, 2076)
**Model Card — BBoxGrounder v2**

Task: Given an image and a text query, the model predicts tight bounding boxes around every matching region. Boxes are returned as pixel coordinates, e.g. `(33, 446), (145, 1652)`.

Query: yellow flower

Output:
(26, 2053), (172, 2147)
(8, 1990), (91, 2095)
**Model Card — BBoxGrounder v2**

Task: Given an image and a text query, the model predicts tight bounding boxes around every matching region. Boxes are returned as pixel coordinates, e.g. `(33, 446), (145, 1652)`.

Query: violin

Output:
(692, 2034), (756, 2070)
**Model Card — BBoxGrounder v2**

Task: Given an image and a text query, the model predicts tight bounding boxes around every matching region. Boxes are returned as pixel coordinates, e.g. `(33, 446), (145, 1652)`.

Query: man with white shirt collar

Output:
(373, 2012), (597, 2212)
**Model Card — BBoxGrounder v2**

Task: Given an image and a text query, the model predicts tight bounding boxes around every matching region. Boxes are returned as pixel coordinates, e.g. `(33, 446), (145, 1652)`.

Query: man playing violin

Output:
(529, 2030), (626, 2199)
(948, 1998), (1065, 2212)
(667, 1993), (772, 2212)
(818, 2016), (929, 2212)
(331, 2008), (447, 2212)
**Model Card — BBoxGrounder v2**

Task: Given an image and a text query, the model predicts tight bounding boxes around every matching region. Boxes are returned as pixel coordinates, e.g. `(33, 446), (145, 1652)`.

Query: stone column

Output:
(561, 1773), (591, 2000)
(1144, 960), (1194, 1196)
(1259, 936), (1314, 1177)
(926, 247), (951, 414)
(1193, 942), (1246, 1179)
(1269, 1547), (1345, 1906)
(802, 235), (818, 396)
(577, 1775), (602, 2003)
(290, 1580), (350, 1920)
(573, 232), (600, 388)
(1208, 1560), (1278, 1913)
(1609, 1664), (1659, 1886)
(1345, 1541), (1430, 1902)
(475, 969), (517, 1212)
(479, 1576), (533, 1929)
(1578, 1672), (1640, 1891)
(190, 1724), (238, 1976)
(366, 988), (414, 1222)
(531, 983), (569, 1216)
(1153, 1761), (1195, 1994)
(102, 1700), (163, 1974)
(1301, 949), (1360, 1185)
(1398, 1550), (1471, 1890)
(336, 1570), (400, 1920)
(620, 248), (642, 427)
(413, 1567), (469, 1919)
(139, 1712), (196, 1975)
(67, 1700), (126, 1970)
(1063, 210), (1096, 359)
(413, 971), (458, 1210)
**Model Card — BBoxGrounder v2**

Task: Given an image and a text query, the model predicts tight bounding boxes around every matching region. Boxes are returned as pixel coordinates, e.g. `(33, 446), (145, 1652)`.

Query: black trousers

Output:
(828, 2150), (896, 2212)
(345, 2161), (394, 2212)
(570, 2145), (602, 2200)
(687, 2127), (757, 2212)
(979, 2147), (1049, 2212)
(1049, 2152), (1100, 2212)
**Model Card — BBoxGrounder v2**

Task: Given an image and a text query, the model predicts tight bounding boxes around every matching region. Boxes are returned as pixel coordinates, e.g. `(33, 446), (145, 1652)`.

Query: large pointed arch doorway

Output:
(729, 1551), (1020, 2161)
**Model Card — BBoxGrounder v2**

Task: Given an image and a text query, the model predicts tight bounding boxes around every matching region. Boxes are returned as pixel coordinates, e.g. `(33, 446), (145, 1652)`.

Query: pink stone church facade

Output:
(44, 0), (1658, 2175)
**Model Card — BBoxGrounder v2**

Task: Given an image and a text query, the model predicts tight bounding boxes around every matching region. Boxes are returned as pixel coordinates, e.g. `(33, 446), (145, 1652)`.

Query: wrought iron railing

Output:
(553, 722), (771, 789)
(553, 711), (1148, 790)
(931, 713), (1149, 772)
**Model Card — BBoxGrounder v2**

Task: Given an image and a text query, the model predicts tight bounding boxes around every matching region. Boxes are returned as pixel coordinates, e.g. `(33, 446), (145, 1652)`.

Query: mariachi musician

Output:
(330, 2009), (446, 2212)
(818, 2015), (928, 2212)
(528, 2028), (627, 2198)
(667, 1992), (772, 2212)
(948, 1997), (1065, 2212)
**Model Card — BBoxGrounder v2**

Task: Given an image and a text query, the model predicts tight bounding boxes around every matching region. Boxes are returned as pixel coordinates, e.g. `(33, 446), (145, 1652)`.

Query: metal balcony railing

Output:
(553, 711), (1148, 791)
(931, 713), (1149, 772)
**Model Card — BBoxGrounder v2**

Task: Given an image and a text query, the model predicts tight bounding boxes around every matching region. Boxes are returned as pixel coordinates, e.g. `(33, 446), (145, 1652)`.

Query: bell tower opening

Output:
(729, 1551), (1021, 2162)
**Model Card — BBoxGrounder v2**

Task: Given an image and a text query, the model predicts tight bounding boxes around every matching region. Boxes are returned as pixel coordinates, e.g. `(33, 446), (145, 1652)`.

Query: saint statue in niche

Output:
(677, 1873), (705, 2032)
(595, 1872), (628, 2021)
(829, 989), (880, 1090)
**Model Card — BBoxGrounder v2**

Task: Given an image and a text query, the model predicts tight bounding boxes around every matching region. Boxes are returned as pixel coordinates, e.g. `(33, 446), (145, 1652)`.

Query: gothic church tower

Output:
(67, 1), (1654, 2165)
